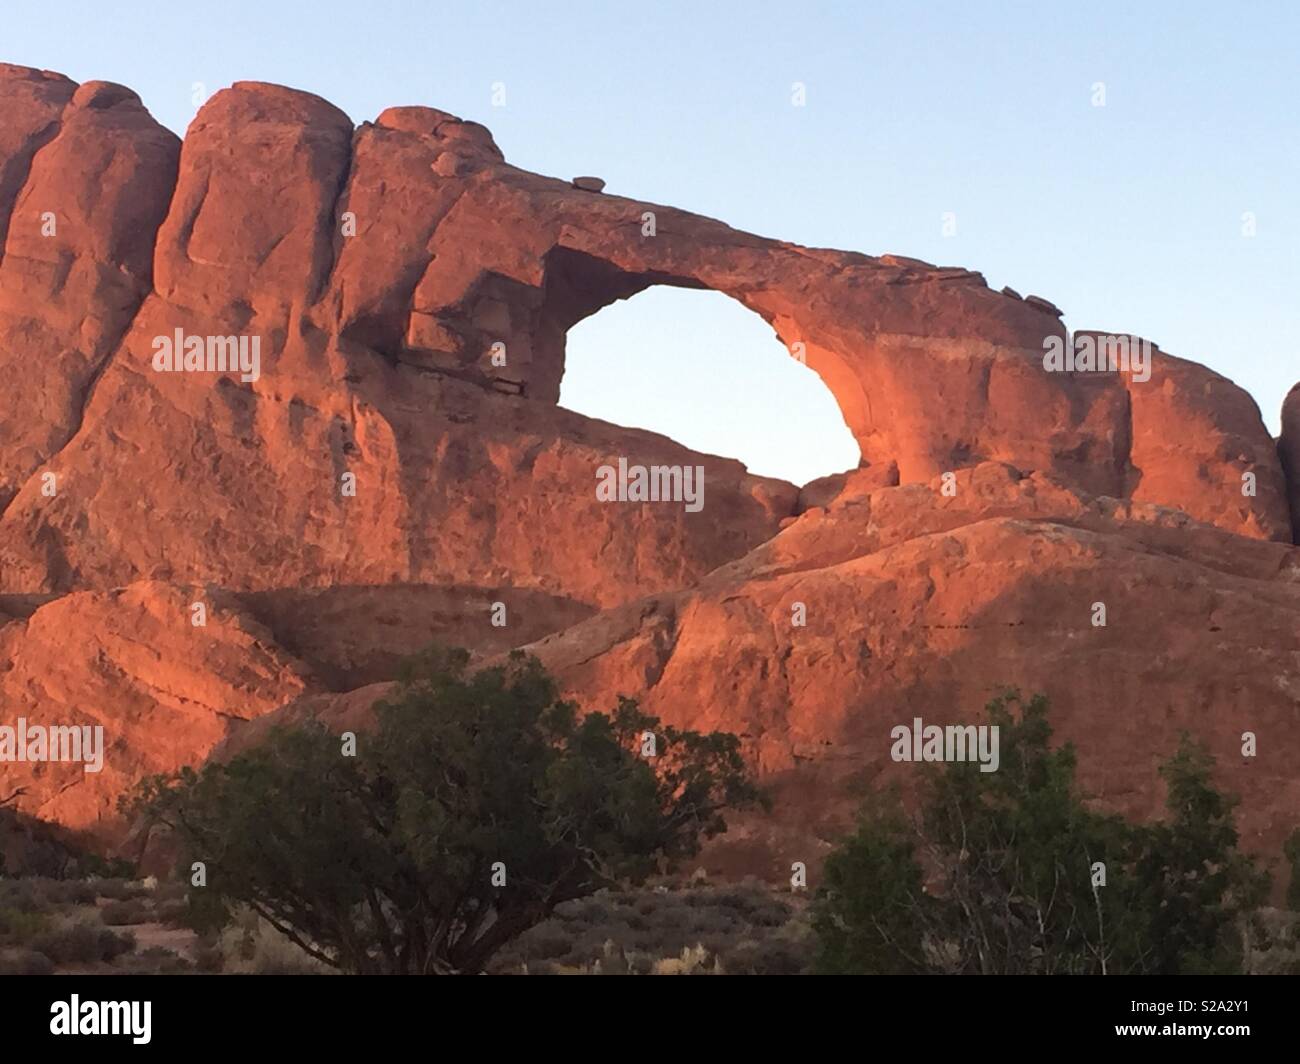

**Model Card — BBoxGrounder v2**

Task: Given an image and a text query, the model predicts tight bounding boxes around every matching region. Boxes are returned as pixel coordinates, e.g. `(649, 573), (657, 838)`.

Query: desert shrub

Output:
(203, 908), (332, 975)
(747, 901), (793, 928)
(492, 880), (807, 973)
(558, 895), (624, 928)
(1243, 908), (1300, 975)
(86, 878), (143, 902)
(100, 898), (153, 926)
(192, 943), (224, 973)
(154, 881), (187, 904)
(43, 880), (98, 906)
(0, 907), (50, 943)
(0, 947), (54, 975)
(512, 922), (573, 962)
(682, 890), (720, 908)
(650, 943), (718, 975)
(0, 877), (97, 908)
(30, 921), (134, 965)
(726, 935), (810, 975)
(154, 897), (189, 925)
(681, 909), (739, 939)
(710, 887), (764, 914)
(120, 947), (192, 975)
(557, 928), (621, 970)
(0, 879), (49, 914)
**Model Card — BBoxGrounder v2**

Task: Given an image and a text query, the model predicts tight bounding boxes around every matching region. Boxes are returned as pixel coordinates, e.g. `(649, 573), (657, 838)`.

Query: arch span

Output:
(404, 173), (1131, 495)
(116, 86), (1283, 541)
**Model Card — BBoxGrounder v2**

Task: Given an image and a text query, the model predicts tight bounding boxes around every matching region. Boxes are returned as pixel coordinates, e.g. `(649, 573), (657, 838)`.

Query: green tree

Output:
(813, 693), (1270, 975)
(1132, 735), (1268, 974)
(126, 647), (762, 974)
(811, 795), (929, 975)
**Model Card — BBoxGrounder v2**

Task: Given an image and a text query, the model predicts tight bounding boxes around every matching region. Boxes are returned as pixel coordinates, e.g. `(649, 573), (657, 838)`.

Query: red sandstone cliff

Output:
(0, 64), (1296, 876)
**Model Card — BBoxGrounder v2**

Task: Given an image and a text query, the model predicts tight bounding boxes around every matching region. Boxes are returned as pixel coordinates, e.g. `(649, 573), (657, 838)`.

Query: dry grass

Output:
(3, 871), (1289, 975)
(492, 878), (813, 975)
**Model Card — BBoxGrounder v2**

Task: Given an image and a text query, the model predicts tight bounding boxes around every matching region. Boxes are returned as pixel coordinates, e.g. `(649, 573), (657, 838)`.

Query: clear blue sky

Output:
(6, 0), (1296, 485)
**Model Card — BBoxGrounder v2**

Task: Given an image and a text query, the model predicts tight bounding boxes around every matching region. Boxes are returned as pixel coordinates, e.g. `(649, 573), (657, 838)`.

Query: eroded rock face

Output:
(1123, 350), (1291, 541)
(0, 583), (314, 836)
(1281, 383), (1300, 538)
(0, 65), (1295, 867)
(526, 478), (1300, 872)
(0, 69), (179, 510)
(234, 465), (1300, 876)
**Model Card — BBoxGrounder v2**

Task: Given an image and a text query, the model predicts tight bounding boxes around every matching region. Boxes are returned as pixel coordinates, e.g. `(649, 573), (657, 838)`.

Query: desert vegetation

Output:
(125, 647), (764, 974)
(813, 692), (1300, 975)
(6, 662), (1298, 976)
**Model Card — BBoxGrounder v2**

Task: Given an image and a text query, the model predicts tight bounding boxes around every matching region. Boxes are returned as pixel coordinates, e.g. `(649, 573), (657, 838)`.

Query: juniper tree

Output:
(127, 647), (762, 974)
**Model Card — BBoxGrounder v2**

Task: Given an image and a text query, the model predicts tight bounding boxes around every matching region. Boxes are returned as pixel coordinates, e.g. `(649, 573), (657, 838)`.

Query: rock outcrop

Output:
(236, 464), (1300, 874)
(0, 583), (313, 834)
(0, 67), (179, 511)
(0, 65), (1295, 876)
(1281, 383), (1300, 537)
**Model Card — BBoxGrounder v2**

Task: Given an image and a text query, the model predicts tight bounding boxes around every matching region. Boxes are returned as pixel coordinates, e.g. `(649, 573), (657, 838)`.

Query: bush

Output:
(154, 898), (189, 925)
(119, 947), (192, 975)
(214, 913), (333, 975)
(491, 880), (809, 974)
(512, 922), (572, 962)
(46, 880), (98, 906)
(0, 880), (49, 914)
(30, 921), (135, 965)
(192, 943), (224, 973)
(86, 878), (143, 902)
(0, 906), (50, 943)
(0, 947), (54, 975)
(726, 935), (809, 975)
(0, 877), (97, 908)
(100, 899), (153, 926)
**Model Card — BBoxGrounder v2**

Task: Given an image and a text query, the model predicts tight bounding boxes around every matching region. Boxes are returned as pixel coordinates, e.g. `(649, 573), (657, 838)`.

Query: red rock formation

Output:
(0, 68), (1289, 605)
(240, 464), (1300, 876)
(1124, 349), (1291, 541)
(523, 465), (1300, 870)
(0, 65), (1295, 872)
(1281, 383), (1300, 540)
(0, 68), (179, 510)
(0, 583), (313, 834)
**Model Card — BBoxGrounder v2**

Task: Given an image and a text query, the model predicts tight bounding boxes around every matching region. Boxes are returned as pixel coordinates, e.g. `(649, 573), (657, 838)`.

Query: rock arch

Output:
(0, 68), (1290, 612)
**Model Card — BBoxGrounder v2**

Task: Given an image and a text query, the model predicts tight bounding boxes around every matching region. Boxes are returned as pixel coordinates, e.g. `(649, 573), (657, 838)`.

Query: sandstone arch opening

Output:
(557, 287), (859, 486)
